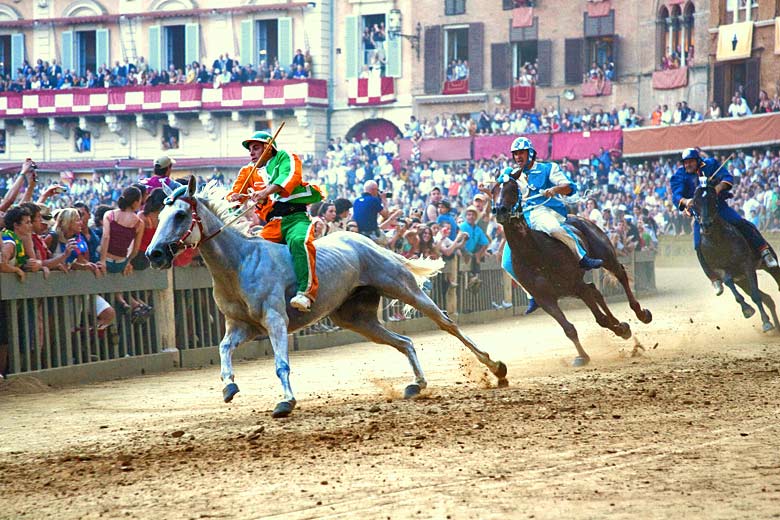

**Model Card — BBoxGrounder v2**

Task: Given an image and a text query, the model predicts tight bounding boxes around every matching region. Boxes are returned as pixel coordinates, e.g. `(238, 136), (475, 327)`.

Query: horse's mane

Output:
(195, 181), (255, 238)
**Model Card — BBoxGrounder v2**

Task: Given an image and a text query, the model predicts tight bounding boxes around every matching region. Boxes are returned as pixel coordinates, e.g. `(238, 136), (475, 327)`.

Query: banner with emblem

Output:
(716, 22), (754, 62)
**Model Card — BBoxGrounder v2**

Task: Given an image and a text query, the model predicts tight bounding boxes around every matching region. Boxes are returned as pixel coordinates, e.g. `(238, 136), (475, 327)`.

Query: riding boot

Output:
(525, 297), (539, 315)
(578, 255), (604, 270)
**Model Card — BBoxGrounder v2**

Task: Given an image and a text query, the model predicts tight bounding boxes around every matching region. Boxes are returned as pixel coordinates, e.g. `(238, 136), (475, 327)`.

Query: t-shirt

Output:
(352, 193), (383, 234)
(458, 221), (489, 254)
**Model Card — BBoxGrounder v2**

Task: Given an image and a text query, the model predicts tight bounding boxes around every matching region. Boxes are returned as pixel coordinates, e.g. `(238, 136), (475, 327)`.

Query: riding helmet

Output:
(681, 148), (702, 163)
(510, 136), (537, 165)
(242, 130), (278, 151)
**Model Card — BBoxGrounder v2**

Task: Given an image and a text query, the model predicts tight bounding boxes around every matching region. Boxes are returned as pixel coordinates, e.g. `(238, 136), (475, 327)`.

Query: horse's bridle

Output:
(166, 196), (223, 257)
(492, 175), (524, 220)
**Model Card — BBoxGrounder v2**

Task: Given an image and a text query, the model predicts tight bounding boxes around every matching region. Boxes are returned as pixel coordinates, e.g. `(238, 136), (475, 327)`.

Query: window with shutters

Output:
(163, 25), (186, 71)
(256, 20), (279, 68)
(586, 36), (617, 79)
(503, 0), (536, 9)
(444, 27), (469, 80)
(361, 13), (388, 76)
(75, 31), (96, 75)
(0, 35), (11, 77)
(512, 41), (537, 84)
(445, 0), (466, 15)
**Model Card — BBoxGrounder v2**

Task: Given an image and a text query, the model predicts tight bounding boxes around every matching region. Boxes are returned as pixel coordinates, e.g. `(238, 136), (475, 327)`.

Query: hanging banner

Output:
(716, 22), (754, 62)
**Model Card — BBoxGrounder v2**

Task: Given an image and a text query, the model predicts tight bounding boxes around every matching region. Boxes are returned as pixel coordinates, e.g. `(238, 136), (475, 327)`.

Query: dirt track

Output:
(2, 266), (780, 520)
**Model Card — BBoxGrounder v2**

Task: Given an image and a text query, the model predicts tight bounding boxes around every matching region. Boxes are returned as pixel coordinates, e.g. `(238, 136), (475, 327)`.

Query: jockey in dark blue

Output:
(670, 148), (778, 295)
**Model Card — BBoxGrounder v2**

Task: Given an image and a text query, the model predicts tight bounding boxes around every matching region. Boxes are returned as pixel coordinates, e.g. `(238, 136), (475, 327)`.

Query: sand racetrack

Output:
(1, 266), (780, 519)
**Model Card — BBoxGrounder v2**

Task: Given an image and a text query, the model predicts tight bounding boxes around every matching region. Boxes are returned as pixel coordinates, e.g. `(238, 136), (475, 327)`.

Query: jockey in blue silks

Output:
(670, 147), (778, 295)
(500, 137), (603, 315)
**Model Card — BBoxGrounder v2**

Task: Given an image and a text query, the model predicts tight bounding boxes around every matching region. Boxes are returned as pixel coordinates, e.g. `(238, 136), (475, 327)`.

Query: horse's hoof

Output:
(494, 361), (508, 379)
(762, 322), (774, 333)
(572, 356), (590, 367)
(497, 377), (509, 388)
(223, 383), (240, 403)
(743, 306), (756, 319)
(641, 309), (653, 324)
(272, 400), (295, 418)
(619, 322), (632, 340)
(404, 384), (422, 399)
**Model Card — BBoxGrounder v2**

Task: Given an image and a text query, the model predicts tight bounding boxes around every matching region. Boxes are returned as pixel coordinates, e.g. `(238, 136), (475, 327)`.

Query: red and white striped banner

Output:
(0, 80), (328, 118)
(348, 77), (396, 106)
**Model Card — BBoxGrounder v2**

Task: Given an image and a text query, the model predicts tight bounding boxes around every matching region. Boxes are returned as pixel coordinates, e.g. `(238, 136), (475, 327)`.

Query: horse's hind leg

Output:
(736, 273), (775, 333)
(603, 257), (653, 324)
(383, 282), (508, 384)
(536, 297), (591, 367)
(580, 283), (632, 340)
(723, 275), (755, 319)
(331, 287), (427, 398)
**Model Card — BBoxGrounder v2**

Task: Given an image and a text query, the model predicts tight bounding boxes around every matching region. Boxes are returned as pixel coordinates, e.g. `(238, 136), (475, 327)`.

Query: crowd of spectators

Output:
(660, 44), (694, 71)
(361, 22), (387, 78)
(0, 50), (314, 94)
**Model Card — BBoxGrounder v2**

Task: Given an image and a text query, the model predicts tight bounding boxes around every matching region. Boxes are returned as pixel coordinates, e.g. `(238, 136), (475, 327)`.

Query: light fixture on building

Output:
(388, 8), (422, 60)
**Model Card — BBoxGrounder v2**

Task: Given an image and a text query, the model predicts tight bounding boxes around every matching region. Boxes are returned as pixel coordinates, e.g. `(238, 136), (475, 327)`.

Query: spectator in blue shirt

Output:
(352, 180), (389, 245)
(458, 205), (489, 289)
(436, 199), (458, 240)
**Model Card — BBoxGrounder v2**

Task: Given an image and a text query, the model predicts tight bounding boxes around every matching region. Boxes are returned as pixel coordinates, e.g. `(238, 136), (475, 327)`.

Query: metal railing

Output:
(0, 251), (655, 377)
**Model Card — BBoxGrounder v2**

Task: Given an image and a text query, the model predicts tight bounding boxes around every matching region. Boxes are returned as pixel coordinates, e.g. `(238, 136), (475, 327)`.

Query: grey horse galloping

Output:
(146, 177), (507, 418)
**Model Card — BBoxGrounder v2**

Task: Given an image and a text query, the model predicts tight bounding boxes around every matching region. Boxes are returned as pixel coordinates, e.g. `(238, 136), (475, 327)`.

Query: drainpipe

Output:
(326, 0), (335, 143)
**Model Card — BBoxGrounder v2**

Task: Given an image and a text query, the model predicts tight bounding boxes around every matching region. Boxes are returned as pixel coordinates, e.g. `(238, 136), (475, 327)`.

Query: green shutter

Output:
(96, 29), (109, 70)
(185, 23), (200, 65)
(345, 15), (359, 79)
(386, 26), (402, 78)
(61, 31), (74, 72)
(11, 33), (24, 74)
(148, 25), (161, 71)
(240, 19), (255, 66)
(278, 17), (292, 68)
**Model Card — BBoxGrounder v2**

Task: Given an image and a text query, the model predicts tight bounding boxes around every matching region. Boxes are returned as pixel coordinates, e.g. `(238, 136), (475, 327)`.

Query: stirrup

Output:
(290, 293), (312, 312)
(525, 297), (539, 315)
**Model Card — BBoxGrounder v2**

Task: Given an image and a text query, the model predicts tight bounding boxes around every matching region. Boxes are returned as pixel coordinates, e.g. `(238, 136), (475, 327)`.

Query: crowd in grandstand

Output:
(0, 50), (314, 93)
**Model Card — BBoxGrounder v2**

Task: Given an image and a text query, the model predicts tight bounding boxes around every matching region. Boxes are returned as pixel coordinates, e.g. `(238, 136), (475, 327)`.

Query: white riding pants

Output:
(526, 206), (586, 259)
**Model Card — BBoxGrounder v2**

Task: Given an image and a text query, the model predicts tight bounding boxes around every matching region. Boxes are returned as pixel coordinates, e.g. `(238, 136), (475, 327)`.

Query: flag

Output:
(716, 22), (753, 62)
(775, 18), (780, 55)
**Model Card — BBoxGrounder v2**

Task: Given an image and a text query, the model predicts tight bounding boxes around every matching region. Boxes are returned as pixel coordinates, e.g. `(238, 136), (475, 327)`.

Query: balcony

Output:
(0, 80), (328, 118)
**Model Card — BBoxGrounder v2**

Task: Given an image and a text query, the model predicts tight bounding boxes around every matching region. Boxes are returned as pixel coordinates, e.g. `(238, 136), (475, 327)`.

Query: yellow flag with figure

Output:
(716, 22), (754, 61)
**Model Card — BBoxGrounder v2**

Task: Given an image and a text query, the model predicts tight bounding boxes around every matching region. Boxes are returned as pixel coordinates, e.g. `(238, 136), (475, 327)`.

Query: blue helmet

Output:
(681, 148), (702, 162)
(510, 136), (537, 168)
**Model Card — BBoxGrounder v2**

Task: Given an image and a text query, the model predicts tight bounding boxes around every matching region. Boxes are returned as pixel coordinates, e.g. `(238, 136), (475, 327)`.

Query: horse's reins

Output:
(166, 124), (286, 254)
(689, 152), (734, 222)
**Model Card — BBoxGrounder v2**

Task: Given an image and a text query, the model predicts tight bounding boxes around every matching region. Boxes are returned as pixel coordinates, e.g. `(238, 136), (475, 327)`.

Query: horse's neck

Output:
(505, 222), (546, 267)
(195, 201), (256, 282)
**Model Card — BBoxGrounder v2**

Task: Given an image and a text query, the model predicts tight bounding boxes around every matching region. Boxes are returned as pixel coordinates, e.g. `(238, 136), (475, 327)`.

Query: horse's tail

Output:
(396, 254), (445, 286)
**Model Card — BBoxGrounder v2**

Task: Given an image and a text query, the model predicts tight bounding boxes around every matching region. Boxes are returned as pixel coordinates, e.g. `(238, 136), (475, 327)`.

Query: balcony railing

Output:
(0, 80), (328, 118)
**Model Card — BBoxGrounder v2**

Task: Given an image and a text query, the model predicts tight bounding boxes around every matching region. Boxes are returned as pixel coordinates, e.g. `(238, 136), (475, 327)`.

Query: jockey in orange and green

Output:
(227, 130), (323, 312)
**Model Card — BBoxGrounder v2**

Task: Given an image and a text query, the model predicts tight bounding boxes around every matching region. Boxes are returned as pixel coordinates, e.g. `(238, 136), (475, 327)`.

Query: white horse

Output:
(146, 177), (507, 418)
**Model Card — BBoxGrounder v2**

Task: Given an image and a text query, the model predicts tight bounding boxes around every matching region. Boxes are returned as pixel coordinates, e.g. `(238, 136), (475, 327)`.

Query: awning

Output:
(716, 22), (754, 62)
(622, 113), (780, 157)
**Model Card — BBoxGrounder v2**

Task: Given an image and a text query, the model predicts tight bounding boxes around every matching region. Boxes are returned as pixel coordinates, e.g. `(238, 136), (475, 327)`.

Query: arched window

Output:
(657, 5), (670, 70)
(683, 2), (695, 66)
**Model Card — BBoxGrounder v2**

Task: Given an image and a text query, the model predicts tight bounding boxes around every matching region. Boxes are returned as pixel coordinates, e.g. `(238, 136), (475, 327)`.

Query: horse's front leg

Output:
(263, 307), (297, 418)
(219, 319), (255, 403)
(723, 275), (755, 319)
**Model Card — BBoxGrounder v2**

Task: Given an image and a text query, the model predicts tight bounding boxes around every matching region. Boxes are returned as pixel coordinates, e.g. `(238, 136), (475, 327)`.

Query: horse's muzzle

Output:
(146, 245), (174, 269)
(495, 206), (510, 224)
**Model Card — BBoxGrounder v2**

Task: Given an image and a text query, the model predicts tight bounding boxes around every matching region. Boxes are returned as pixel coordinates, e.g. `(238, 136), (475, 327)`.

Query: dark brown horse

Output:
(493, 178), (653, 366)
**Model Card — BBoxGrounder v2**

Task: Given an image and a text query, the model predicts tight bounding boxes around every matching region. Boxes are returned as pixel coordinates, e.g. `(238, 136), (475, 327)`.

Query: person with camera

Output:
(0, 159), (39, 229)
(352, 180), (389, 246)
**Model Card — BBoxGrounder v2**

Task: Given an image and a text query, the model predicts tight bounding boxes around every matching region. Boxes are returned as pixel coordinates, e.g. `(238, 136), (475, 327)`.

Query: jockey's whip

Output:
(706, 152), (734, 183)
(236, 121), (287, 197)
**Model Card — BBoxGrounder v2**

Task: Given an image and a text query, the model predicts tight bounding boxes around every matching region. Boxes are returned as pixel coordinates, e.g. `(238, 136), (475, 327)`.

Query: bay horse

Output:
(493, 177), (653, 366)
(146, 177), (507, 418)
(692, 180), (780, 332)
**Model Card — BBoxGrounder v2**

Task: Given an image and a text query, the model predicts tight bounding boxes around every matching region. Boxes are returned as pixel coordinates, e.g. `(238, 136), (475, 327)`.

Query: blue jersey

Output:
(670, 157), (733, 212)
(518, 161), (575, 217)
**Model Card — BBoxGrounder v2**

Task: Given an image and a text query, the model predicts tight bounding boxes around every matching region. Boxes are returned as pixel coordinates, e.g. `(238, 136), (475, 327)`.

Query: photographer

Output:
(352, 180), (389, 245)
(0, 159), (38, 228)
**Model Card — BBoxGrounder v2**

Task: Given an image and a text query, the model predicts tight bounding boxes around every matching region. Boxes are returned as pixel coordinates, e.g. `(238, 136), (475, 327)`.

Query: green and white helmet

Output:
(242, 130), (277, 151)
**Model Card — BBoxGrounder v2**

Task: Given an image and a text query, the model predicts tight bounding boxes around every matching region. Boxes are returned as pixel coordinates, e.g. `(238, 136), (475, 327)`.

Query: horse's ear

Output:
(187, 175), (197, 197)
(161, 181), (173, 197)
